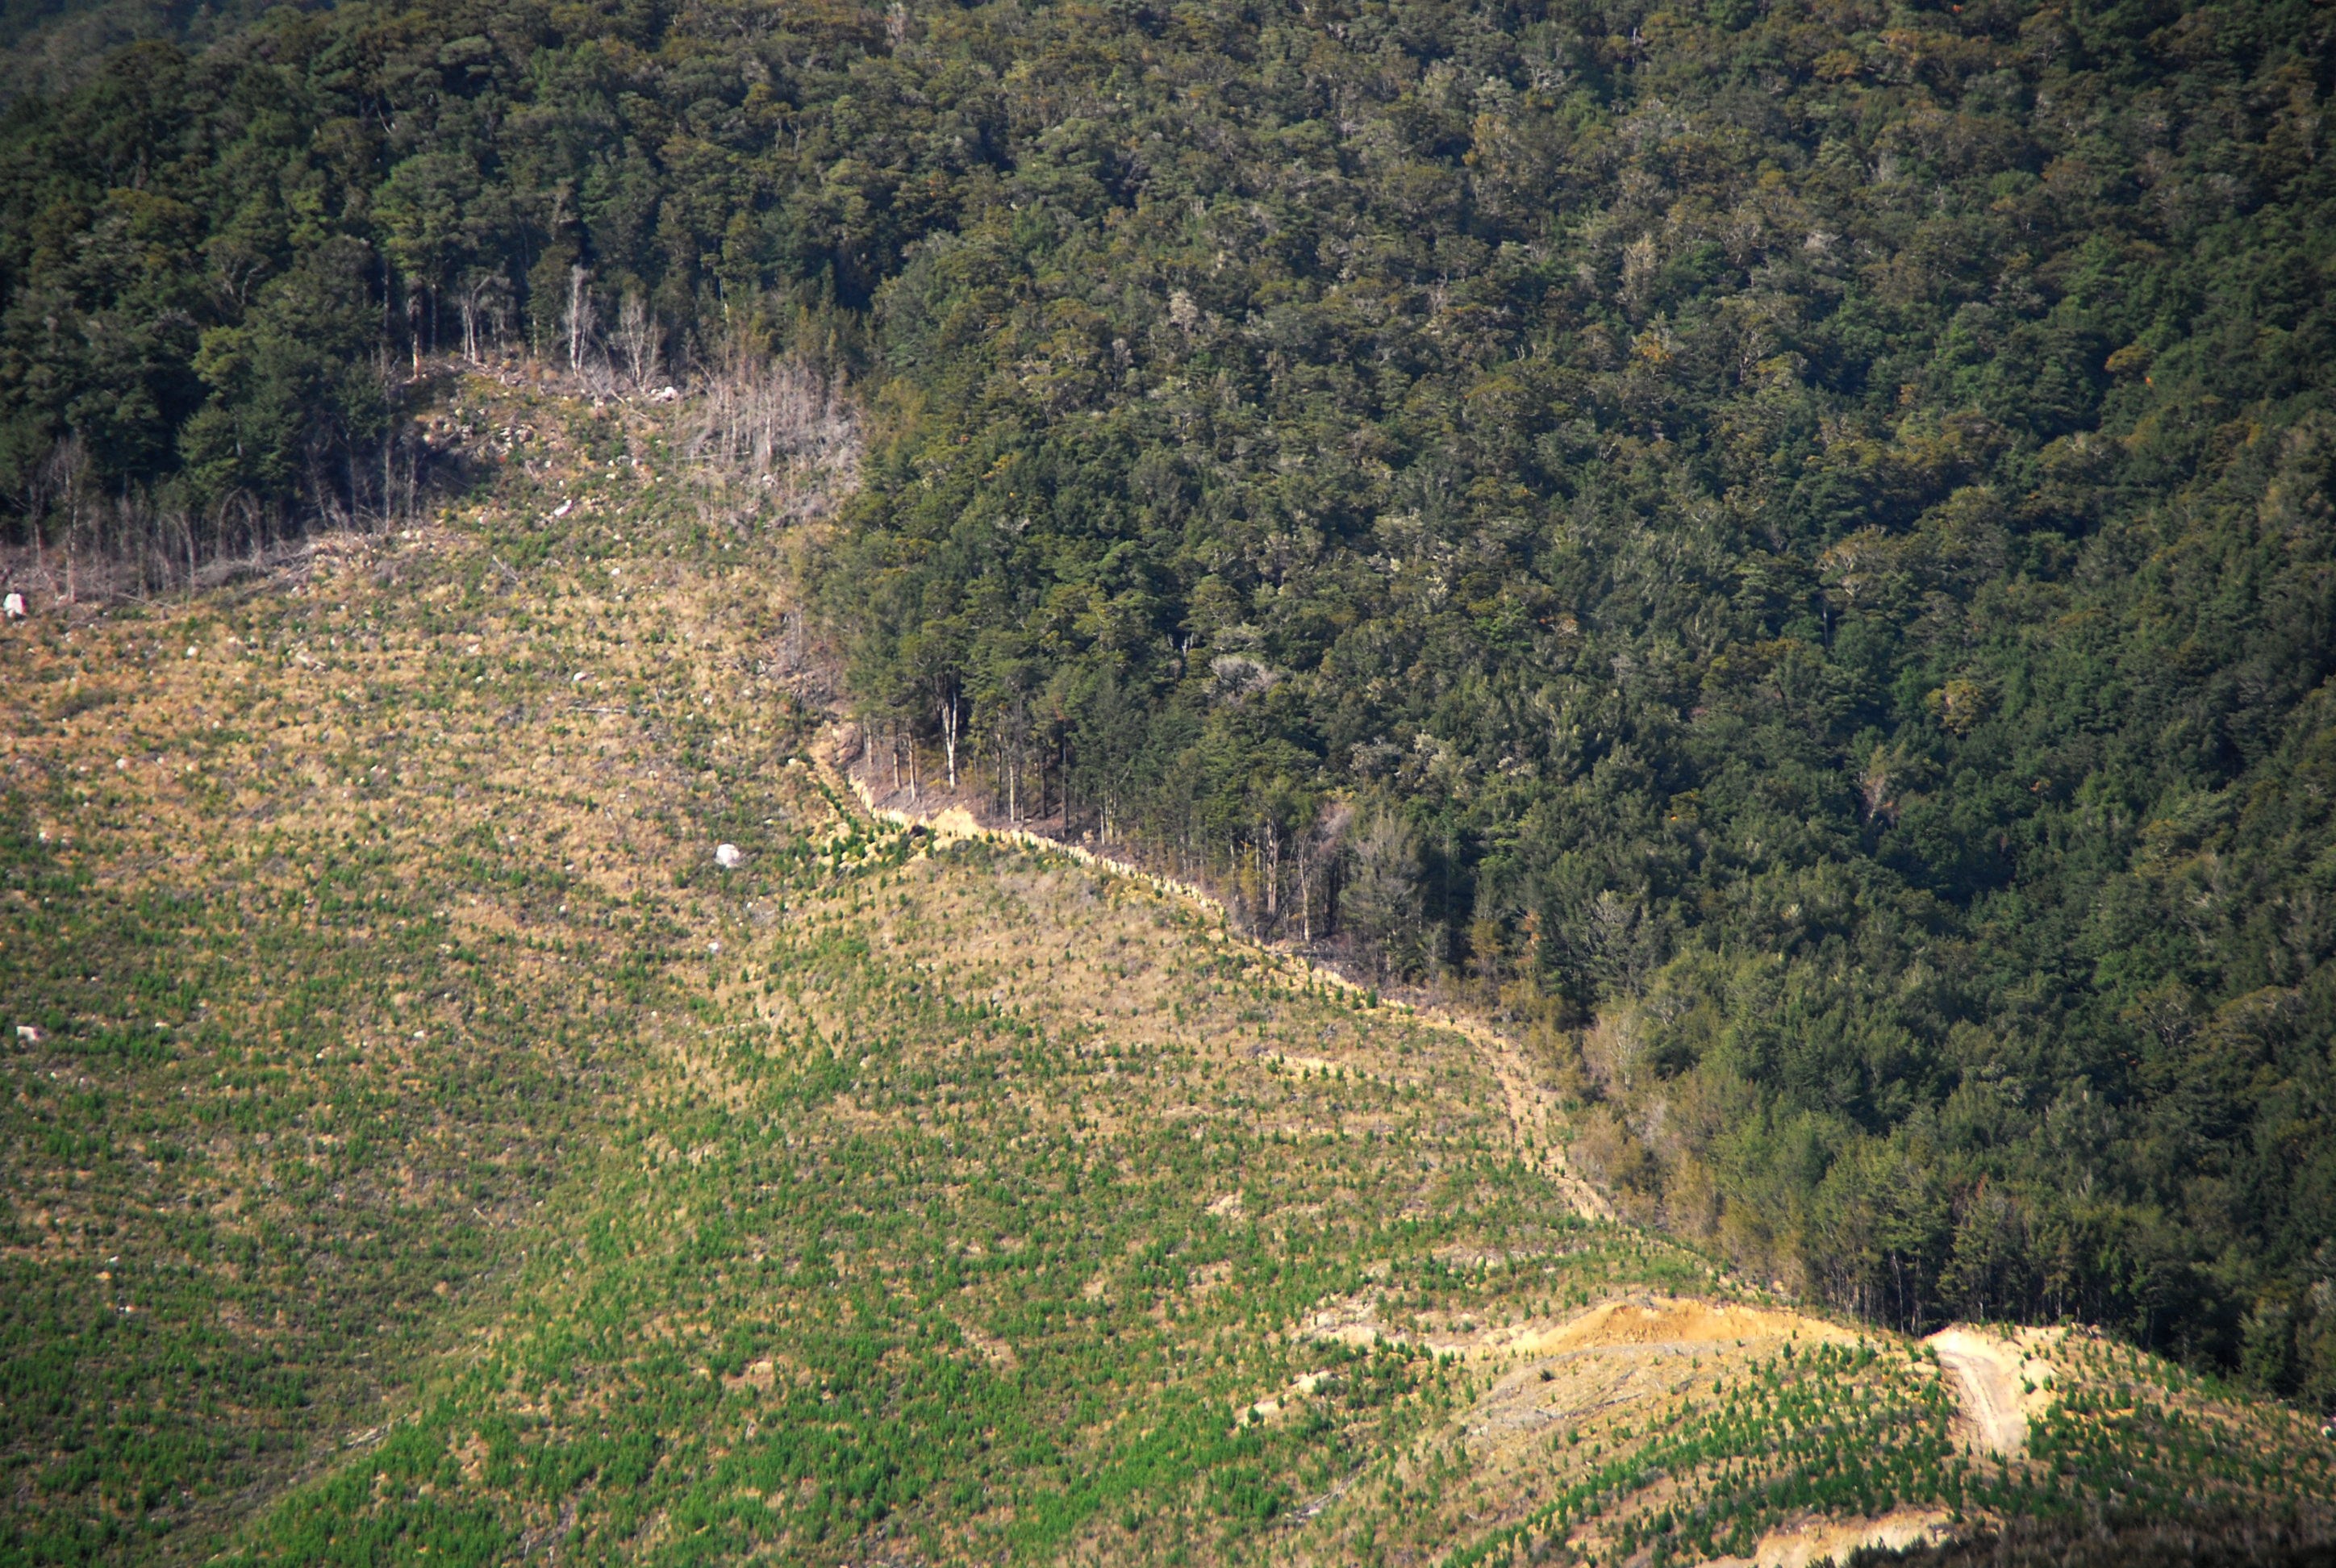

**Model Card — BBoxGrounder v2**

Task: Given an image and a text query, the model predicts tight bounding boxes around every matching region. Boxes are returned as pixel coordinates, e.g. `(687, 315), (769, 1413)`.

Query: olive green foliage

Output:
(5, 378), (2334, 1565)
(814, 0), (2336, 1391)
(820, 0), (2336, 1382)
(1, 0), (2334, 1412)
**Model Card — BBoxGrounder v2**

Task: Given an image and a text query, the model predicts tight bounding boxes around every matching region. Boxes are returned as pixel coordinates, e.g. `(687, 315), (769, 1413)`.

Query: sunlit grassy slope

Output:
(3, 377), (2331, 1567)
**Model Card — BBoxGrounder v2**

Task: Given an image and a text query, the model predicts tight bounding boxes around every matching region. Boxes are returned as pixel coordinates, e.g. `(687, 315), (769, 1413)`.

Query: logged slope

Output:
(3, 379), (2333, 1565)
(2, 0), (2334, 1390)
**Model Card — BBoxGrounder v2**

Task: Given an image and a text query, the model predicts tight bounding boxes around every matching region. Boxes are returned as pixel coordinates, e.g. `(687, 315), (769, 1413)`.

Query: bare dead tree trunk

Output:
(1262, 816), (1282, 925)
(615, 292), (659, 389)
(1299, 839), (1312, 943)
(566, 265), (595, 376)
(940, 693), (960, 789)
(459, 285), (480, 364)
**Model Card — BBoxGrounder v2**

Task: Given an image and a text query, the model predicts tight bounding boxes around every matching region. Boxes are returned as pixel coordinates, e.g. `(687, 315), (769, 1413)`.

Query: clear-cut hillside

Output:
(2, 379), (2330, 1567)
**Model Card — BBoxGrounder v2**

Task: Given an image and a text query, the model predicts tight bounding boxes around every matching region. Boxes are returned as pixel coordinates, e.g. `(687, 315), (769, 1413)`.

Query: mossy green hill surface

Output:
(2, 380), (2332, 1565)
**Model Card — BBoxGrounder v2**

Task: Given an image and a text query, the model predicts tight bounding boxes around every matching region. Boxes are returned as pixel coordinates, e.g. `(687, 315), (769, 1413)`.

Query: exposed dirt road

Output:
(833, 756), (1614, 1220)
(1928, 1326), (2051, 1455)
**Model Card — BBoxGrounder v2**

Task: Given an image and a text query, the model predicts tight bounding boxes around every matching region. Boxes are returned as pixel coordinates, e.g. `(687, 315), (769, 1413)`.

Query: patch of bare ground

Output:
(1927, 1325), (2060, 1457)
(1502, 1297), (1861, 1358)
(1704, 1507), (1959, 1567)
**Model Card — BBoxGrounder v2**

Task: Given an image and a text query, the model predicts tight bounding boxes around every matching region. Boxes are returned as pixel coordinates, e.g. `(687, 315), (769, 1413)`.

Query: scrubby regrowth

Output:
(6, 0), (2334, 1391)
(3, 379), (2332, 1564)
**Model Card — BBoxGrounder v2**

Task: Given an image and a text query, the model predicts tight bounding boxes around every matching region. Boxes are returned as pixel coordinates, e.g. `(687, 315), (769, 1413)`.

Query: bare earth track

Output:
(838, 760), (1614, 1222)
(5, 373), (2330, 1566)
(1929, 1325), (2057, 1457)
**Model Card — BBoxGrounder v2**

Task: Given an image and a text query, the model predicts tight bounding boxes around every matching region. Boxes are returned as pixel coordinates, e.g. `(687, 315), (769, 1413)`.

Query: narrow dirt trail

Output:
(1470, 1021), (1616, 1222)
(825, 751), (1612, 1220)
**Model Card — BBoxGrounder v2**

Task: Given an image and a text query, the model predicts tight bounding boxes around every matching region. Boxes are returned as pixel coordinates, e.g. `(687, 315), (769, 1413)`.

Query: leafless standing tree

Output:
(565, 265), (596, 377)
(1295, 798), (1352, 945)
(681, 347), (860, 527)
(457, 269), (511, 364)
(614, 291), (660, 389)
(935, 679), (962, 790)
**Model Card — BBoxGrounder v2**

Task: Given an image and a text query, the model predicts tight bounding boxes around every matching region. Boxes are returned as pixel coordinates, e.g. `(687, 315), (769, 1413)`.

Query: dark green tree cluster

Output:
(820, 0), (2336, 1395)
(0, 0), (915, 576)
(4, 0), (2334, 1395)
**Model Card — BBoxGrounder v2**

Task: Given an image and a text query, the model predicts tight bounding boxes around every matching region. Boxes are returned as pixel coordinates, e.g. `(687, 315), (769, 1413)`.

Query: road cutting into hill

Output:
(827, 742), (2067, 1483)
(830, 753), (1612, 1221)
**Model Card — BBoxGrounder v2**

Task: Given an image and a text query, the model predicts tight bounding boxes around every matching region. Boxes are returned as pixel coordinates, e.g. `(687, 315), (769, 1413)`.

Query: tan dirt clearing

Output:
(1928, 1324), (2059, 1456)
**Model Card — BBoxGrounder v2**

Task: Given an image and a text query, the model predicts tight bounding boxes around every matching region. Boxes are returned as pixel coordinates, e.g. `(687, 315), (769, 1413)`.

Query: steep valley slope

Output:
(3, 379), (2332, 1566)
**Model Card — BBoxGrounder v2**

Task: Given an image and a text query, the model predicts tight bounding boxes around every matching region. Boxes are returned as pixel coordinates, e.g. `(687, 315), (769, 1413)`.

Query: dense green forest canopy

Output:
(0, 0), (292, 106)
(3, 0), (2334, 1398)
